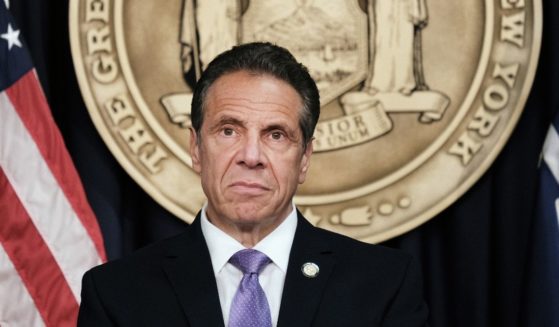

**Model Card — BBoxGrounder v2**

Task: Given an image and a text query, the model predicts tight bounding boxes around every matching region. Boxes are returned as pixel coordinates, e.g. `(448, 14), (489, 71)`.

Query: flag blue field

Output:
(521, 110), (559, 326)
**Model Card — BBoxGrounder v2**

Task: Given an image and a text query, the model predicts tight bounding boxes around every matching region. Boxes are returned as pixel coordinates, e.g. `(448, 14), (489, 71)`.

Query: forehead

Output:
(204, 70), (303, 123)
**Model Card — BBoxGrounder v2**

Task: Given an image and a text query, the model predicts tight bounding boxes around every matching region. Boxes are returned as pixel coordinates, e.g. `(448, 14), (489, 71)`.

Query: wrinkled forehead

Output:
(204, 70), (304, 117)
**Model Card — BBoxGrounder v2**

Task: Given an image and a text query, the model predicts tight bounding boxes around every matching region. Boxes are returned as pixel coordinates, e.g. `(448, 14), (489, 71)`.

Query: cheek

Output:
(204, 150), (234, 182)
(273, 159), (304, 189)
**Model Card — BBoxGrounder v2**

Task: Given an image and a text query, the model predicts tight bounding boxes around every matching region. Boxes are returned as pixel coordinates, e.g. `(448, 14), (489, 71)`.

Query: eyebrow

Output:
(209, 114), (298, 138)
(262, 123), (290, 133)
(217, 116), (244, 126)
(208, 116), (245, 132)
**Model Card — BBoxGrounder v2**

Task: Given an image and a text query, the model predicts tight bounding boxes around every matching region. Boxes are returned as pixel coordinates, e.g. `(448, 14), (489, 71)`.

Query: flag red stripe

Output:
(0, 168), (79, 327)
(6, 71), (106, 261)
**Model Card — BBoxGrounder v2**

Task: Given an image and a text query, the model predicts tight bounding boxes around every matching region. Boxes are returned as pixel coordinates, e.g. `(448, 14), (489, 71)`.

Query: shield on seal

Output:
(189, 0), (369, 106)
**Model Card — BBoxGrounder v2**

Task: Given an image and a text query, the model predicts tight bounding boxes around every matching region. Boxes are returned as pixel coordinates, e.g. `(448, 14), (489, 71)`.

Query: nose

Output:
(237, 133), (265, 169)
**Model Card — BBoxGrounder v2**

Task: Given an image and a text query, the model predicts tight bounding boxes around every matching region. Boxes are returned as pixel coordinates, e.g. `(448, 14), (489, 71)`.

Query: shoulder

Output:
(296, 213), (414, 272)
(294, 221), (428, 325)
(78, 230), (202, 325)
(86, 230), (192, 279)
(79, 229), (199, 315)
(294, 213), (415, 282)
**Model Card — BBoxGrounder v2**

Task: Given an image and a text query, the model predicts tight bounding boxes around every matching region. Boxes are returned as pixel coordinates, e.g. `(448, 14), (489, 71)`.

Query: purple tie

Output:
(228, 249), (272, 327)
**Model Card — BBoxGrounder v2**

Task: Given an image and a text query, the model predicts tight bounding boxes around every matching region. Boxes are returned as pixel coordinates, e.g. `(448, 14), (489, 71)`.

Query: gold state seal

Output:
(70, 0), (541, 242)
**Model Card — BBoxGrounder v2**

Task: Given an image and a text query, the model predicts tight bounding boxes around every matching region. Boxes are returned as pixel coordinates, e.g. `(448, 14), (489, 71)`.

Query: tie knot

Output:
(229, 249), (271, 275)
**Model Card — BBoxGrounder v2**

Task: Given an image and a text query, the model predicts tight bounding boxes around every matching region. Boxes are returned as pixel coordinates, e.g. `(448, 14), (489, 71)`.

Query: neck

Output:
(205, 206), (292, 247)
(234, 226), (273, 247)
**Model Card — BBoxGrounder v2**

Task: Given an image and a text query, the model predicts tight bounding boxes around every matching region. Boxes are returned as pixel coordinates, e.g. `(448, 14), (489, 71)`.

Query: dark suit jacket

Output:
(78, 212), (428, 326)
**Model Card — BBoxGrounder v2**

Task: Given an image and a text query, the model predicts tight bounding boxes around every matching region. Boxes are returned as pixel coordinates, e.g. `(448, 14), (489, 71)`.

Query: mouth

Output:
(229, 181), (270, 195)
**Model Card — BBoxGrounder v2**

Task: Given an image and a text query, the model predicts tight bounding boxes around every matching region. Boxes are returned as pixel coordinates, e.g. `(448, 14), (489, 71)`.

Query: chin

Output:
(231, 203), (272, 222)
(232, 207), (266, 221)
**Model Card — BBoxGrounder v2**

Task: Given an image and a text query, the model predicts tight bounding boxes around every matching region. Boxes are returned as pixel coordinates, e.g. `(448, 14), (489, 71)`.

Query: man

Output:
(78, 42), (428, 326)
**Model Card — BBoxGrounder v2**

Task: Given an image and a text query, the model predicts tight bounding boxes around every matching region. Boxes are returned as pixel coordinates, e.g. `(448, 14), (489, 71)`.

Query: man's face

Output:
(190, 70), (313, 236)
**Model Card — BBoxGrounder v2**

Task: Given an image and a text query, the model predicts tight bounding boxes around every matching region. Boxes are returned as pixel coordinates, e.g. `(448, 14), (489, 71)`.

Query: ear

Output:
(298, 140), (314, 184)
(190, 127), (202, 174)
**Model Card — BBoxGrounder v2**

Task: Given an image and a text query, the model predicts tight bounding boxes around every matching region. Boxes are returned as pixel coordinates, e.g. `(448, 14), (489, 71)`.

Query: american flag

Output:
(520, 110), (559, 325)
(539, 112), (559, 236)
(0, 2), (106, 326)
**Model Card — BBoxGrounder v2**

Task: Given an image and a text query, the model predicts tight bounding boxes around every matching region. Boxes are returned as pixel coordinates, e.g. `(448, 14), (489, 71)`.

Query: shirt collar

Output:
(200, 204), (298, 275)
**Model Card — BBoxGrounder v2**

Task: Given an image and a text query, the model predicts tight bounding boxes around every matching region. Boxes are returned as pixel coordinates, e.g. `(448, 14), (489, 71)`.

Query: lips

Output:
(229, 181), (270, 195)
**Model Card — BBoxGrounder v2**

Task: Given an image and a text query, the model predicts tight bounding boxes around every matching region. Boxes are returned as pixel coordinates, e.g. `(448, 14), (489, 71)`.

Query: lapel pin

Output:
(301, 262), (320, 278)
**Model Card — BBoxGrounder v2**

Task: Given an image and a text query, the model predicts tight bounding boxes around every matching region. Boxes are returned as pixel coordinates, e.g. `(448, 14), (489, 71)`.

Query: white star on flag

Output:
(1, 23), (21, 50)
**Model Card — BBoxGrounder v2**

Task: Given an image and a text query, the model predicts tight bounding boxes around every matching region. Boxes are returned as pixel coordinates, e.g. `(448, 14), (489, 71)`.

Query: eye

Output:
(270, 131), (284, 140)
(222, 127), (235, 136)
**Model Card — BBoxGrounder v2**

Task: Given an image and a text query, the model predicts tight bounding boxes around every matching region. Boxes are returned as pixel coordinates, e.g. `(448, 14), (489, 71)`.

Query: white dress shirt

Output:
(200, 205), (298, 327)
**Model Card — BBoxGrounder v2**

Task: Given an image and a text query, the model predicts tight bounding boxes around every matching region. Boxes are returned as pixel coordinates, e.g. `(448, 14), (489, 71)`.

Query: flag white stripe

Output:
(0, 243), (46, 327)
(0, 92), (102, 302)
(543, 125), (559, 184)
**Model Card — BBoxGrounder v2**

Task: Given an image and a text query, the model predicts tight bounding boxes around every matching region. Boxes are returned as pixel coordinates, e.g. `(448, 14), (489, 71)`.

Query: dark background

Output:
(10, 1), (559, 326)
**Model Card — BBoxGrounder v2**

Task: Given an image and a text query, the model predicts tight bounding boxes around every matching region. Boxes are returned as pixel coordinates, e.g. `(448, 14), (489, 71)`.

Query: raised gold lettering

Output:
(92, 54), (117, 83)
(448, 132), (483, 165)
(468, 106), (501, 137)
(119, 118), (153, 154)
(501, 12), (525, 47)
(493, 63), (519, 88)
(105, 95), (134, 125)
(354, 115), (366, 129)
(324, 129), (370, 149)
(501, 0), (525, 9)
(483, 84), (509, 111)
(85, 0), (109, 23)
(139, 145), (167, 174)
(87, 26), (112, 55)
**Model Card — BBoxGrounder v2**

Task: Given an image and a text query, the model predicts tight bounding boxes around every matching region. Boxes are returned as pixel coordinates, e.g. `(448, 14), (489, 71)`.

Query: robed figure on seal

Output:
(180, 0), (242, 80)
(365, 0), (428, 95)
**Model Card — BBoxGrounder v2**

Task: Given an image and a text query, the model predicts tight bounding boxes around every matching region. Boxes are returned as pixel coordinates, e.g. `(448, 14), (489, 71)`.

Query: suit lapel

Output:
(277, 212), (336, 326)
(162, 216), (225, 327)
